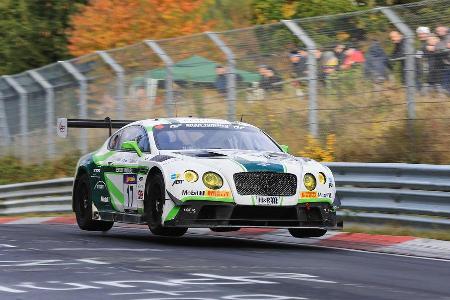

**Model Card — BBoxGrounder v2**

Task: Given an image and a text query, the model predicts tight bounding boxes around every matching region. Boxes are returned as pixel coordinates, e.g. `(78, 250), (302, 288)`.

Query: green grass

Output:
(345, 224), (450, 241)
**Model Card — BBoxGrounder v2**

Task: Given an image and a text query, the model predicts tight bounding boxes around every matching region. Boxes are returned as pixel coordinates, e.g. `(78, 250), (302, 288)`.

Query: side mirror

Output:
(280, 144), (289, 153)
(121, 141), (143, 157)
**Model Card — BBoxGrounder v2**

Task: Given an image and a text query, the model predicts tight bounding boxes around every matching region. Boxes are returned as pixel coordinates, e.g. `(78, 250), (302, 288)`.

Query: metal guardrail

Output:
(0, 163), (449, 228)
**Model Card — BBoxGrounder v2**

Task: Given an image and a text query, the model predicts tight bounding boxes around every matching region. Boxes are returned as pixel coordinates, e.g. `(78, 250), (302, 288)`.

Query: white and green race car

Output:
(58, 117), (339, 238)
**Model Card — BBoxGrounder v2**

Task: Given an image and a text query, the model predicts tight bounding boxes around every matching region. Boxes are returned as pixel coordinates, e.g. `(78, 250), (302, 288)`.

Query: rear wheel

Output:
(288, 228), (327, 238)
(74, 174), (114, 231)
(145, 173), (187, 237)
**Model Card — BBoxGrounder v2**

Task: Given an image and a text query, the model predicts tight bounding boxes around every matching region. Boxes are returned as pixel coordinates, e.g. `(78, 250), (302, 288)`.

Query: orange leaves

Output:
(67, 0), (214, 56)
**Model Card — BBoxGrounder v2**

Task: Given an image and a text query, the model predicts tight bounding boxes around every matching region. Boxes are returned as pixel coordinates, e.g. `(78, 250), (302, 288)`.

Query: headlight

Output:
(303, 173), (317, 191)
(202, 172), (223, 190)
(184, 170), (198, 182)
(318, 172), (326, 185)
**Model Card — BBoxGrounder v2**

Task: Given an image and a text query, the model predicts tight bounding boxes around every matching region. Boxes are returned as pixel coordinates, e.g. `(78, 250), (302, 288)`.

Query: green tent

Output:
(133, 55), (260, 86)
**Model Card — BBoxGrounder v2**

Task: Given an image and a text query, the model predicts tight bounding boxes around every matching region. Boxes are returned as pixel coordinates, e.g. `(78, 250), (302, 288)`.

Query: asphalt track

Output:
(0, 224), (449, 300)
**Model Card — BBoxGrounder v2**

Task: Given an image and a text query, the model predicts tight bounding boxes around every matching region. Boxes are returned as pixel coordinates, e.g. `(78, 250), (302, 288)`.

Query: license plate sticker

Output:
(255, 196), (280, 206)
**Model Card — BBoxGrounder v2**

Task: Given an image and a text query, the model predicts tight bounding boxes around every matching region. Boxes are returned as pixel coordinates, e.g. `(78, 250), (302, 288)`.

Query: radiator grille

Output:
(233, 172), (297, 196)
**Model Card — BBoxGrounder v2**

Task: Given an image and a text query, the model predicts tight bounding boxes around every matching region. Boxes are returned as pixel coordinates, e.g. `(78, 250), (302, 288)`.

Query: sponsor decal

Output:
(123, 174), (137, 184)
(329, 180), (334, 188)
(100, 195), (109, 203)
(318, 192), (332, 198)
(170, 124), (182, 128)
(93, 168), (100, 173)
(181, 190), (205, 196)
(301, 191), (318, 198)
(172, 179), (183, 186)
(138, 176), (144, 181)
(183, 207), (197, 214)
(186, 123), (230, 128)
(170, 173), (181, 180)
(206, 190), (231, 198)
(94, 181), (106, 190)
(116, 167), (133, 173)
(256, 196), (280, 206)
(138, 190), (144, 200)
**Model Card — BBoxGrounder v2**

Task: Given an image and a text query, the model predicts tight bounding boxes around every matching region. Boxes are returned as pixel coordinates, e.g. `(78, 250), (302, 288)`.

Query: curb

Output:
(1, 216), (449, 260)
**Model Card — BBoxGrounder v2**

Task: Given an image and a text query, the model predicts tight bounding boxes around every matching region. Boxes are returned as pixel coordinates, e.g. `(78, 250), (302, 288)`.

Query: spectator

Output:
(259, 66), (283, 92)
(289, 50), (307, 78)
(321, 51), (339, 78)
(435, 26), (450, 92)
(389, 30), (406, 82)
(365, 41), (389, 83)
(424, 34), (443, 90)
(416, 26), (431, 91)
(333, 44), (346, 67)
(214, 65), (227, 95)
(341, 47), (365, 70)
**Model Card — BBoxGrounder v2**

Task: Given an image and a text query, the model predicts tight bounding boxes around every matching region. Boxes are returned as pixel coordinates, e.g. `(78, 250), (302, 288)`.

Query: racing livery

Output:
(60, 117), (340, 238)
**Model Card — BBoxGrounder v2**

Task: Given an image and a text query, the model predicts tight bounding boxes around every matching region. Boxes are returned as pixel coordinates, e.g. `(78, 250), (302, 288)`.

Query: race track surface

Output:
(0, 224), (449, 300)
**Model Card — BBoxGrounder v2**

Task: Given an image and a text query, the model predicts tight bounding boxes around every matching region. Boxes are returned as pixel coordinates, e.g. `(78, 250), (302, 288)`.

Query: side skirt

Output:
(99, 211), (146, 224)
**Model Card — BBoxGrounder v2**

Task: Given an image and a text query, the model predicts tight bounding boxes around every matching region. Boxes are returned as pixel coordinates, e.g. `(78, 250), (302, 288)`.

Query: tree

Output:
(67, 0), (215, 56)
(0, 0), (86, 75)
(251, 0), (366, 24)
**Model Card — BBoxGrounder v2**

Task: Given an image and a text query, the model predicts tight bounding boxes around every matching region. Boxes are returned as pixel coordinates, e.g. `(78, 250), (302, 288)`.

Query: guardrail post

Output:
(97, 51), (125, 119)
(206, 32), (236, 121)
(282, 20), (318, 137)
(59, 61), (88, 154)
(2, 76), (28, 160)
(28, 70), (56, 158)
(381, 8), (416, 120)
(0, 91), (11, 147)
(144, 40), (174, 117)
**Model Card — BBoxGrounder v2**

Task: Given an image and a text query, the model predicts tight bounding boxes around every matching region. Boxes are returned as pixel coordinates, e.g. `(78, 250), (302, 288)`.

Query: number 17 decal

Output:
(123, 174), (137, 208)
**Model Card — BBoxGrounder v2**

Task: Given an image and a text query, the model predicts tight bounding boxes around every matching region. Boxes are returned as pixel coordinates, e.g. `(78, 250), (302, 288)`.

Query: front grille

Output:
(233, 172), (297, 196)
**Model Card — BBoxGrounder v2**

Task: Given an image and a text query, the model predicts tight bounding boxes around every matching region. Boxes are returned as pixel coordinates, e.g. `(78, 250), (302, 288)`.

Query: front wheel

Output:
(145, 173), (187, 237)
(73, 174), (114, 231)
(288, 228), (327, 238)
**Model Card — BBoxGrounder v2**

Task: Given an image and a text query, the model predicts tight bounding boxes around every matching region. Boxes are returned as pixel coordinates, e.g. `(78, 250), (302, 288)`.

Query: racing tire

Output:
(145, 173), (187, 237)
(210, 227), (241, 232)
(74, 174), (114, 231)
(288, 228), (327, 238)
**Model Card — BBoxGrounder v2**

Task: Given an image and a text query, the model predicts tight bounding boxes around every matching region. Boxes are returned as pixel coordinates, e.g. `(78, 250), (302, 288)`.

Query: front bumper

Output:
(165, 202), (339, 228)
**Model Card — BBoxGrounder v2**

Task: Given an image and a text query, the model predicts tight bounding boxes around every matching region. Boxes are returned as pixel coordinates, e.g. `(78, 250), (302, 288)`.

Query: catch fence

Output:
(0, 0), (449, 163)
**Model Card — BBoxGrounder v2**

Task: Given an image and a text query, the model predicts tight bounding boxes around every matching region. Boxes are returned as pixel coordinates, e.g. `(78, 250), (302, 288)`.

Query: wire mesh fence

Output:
(0, 0), (449, 164)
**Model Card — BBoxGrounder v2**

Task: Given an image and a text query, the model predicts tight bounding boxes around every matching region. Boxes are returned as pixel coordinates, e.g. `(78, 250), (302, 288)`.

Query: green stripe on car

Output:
(298, 198), (333, 205)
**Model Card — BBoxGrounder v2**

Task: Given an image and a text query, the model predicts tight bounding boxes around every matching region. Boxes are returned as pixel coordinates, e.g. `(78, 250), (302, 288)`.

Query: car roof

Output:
(129, 117), (257, 129)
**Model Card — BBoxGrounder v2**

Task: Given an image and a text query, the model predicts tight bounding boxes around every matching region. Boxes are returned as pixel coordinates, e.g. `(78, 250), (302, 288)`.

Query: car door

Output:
(103, 125), (150, 212)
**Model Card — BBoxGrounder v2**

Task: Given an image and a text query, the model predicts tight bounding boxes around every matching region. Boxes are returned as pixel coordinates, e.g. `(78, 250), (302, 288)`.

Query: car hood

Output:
(161, 149), (315, 174)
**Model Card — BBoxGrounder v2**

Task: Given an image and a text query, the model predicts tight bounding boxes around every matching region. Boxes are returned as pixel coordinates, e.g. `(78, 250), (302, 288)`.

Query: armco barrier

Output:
(0, 163), (449, 228)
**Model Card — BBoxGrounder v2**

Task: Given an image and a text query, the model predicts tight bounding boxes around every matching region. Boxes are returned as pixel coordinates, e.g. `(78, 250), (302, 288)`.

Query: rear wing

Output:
(57, 117), (136, 138)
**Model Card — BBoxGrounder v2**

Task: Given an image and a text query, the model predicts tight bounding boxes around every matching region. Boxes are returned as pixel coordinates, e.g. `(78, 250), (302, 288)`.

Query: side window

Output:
(118, 126), (150, 153)
(108, 131), (122, 150)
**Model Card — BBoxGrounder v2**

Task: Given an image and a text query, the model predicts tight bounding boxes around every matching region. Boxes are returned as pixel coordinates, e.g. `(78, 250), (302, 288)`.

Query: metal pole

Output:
(381, 7), (416, 120)
(206, 32), (236, 121)
(2, 75), (28, 160)
(144, 40), (174, 117)
(0, 91), (11, 147)
(97, 51), (125, 119)
(28, 70), (55, 158)
(282, 20), (318, 137)
(59, 61), (88, 154)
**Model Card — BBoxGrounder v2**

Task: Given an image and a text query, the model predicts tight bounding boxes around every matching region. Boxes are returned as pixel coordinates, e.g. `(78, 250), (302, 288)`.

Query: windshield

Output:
(153, 123), (281, 152)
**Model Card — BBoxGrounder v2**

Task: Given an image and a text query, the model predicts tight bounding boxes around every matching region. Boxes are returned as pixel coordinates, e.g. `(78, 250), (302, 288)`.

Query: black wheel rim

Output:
(78, 183), (88, 219)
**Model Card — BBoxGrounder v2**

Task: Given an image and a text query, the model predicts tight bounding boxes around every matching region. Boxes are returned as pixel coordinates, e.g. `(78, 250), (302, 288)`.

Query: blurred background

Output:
(0, 0), (449, 184)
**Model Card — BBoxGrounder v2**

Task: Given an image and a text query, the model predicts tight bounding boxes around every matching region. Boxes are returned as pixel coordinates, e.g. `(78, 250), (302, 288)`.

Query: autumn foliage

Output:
(67, 0), (214, 56)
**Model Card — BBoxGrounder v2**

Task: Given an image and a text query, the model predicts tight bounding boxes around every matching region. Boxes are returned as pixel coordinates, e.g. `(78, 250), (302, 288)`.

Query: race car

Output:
(57, 117), (340, 238)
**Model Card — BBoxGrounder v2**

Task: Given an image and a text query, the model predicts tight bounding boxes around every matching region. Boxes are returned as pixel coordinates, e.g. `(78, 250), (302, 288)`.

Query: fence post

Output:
(381, 7), (416, 120)
(206, 32), (236, 121)
(28, 70), (55, 158)
(59, 61), (88, 154)
(0, 91), (10, 147)
(144, 40), (174, 117)
(97, 51), (125, 120)
(2, 76), (28, 160)
(282, 20), (318, 137)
